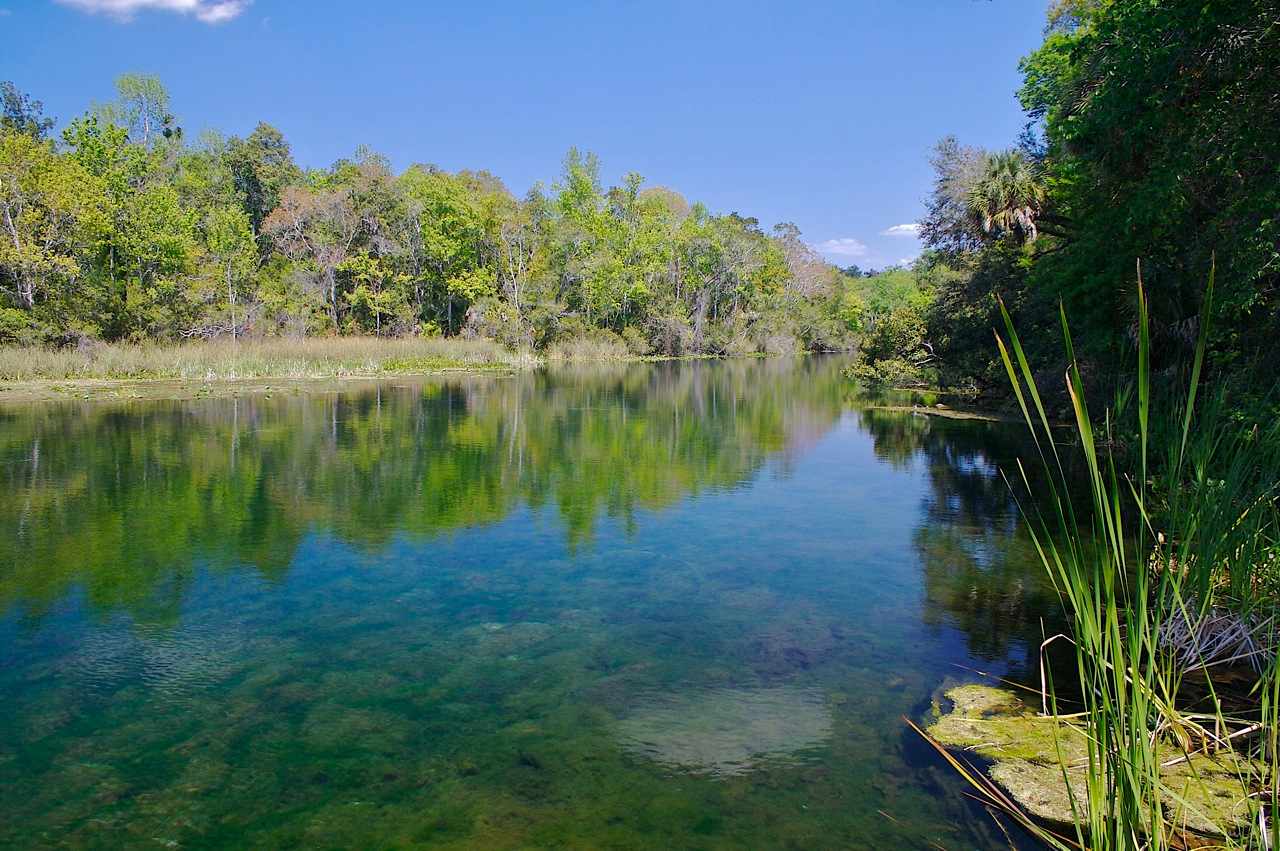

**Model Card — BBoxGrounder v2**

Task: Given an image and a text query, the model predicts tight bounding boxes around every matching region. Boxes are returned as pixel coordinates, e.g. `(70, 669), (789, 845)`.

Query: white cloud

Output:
(55, 0), (250, 23)
(897, 255), (919, 267)
(814, 237), (869, 259)
(880, 223), (921, 238)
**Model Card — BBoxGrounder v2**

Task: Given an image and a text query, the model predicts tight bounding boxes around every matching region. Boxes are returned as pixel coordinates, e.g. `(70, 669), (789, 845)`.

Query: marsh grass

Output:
(919, 266), (1280, 848)
(0, 337), (537, 383)
(544, 334), (633, 362)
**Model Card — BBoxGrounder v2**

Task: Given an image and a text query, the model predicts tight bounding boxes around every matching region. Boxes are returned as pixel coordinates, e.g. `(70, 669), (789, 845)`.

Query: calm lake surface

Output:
(0, 357), (1061, 849)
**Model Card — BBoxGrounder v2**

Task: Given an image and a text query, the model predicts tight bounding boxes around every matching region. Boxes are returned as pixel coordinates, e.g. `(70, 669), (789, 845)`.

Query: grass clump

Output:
(917, 265), (1280, 848)
(544, 329), (634, 362)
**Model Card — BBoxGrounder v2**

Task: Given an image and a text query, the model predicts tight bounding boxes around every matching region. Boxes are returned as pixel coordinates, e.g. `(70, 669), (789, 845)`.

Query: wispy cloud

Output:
(55, 0), (251, 23)
(880, 223), (921, 238)
(814, 237), (869, 259)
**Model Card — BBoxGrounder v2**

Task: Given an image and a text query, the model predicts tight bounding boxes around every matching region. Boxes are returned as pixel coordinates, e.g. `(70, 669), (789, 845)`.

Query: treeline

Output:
(0, 76), (912, 357)
(857, 0), (1279, 399)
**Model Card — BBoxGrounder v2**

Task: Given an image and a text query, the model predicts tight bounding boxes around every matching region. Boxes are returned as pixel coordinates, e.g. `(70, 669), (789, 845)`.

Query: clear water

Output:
(0, 357), (1061, 849)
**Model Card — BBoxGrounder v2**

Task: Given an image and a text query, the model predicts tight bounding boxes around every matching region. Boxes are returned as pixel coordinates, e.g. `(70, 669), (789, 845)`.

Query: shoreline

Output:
(0, 367), (520, 405)
(0, 352), (755, 405)
(862, 404), (1010, 423)
(0, 357), (1015, 410)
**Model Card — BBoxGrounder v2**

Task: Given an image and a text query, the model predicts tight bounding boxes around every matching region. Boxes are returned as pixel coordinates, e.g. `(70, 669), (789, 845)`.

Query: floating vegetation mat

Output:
(617, 686), (833, 777)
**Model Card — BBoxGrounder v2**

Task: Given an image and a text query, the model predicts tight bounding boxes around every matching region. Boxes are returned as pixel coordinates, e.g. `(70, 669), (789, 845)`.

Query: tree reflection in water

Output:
(0, 358), (847, 625)
(856, 404), (1065, 682)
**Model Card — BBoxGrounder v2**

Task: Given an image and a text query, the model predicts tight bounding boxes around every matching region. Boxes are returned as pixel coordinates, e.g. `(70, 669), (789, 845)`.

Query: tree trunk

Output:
(327, 267), (338, 329)
(226, 259), (236, 341)
(692, 288), (709, 351)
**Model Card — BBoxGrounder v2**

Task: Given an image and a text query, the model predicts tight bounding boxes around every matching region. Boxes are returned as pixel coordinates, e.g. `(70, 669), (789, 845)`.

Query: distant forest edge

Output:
(2, 0), (1277, 399)
(0, 74), (915, 365)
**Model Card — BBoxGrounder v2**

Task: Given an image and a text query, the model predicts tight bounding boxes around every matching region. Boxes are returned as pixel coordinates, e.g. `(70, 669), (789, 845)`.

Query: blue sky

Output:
(3, 0), (1047, 268)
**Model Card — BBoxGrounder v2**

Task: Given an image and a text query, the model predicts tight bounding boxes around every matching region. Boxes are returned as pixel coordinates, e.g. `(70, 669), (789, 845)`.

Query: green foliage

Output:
(0, 128), (111, 341)
(339, 249), (412, 336)
(1, 81), (54, 140)
(912, 8), (1280, 838)
(966, 150), (1045, 243)
(1, 76), (858, 355)
(860, 307), (926, 365)
(0, 306), (34, 344)
(845, 357), (935, 388)
(919, 0), (1279, 402)
(991, 273), (1280, 849)
(837, 265), (937, 385)
(98, 73), (179, 146)
(1017, 0), (1280, 335)
(226, 122), (299, 233)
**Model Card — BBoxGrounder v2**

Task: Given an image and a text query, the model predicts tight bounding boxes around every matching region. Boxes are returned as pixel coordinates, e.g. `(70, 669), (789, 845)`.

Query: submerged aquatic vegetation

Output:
(0, 357), (1059, 849)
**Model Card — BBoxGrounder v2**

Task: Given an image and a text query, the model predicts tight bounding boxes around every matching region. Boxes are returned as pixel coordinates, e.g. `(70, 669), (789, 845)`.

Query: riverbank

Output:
(0, 373), (518, 404)
(0, 337), (533, 381)
(0, 338), (537, 403)
(0, 338), (752, 403)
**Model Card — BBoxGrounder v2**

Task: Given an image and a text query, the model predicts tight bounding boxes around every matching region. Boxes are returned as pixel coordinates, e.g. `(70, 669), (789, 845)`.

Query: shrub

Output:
(845, 357), (936, 387)
(0, 307), (36, 345)
(648, 313), (693, 356)
(545, 328), (631, 362)
(464, 296), (530, 349)
(620, 325), (653, 356)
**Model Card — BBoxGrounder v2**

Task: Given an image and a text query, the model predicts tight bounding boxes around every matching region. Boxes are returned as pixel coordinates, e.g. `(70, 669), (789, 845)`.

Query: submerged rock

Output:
(927, 684), (1261, 837)
(617, 686), (833, 777)
(460, 621), (555, 656)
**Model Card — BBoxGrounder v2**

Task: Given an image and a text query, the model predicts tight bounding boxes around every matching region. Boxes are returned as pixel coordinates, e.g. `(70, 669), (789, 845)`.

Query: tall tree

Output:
(106, 74), (179, 145)
(966, 150), (1046, 243)
(1018, 0), (1280, 354)
(203, 204), (256, 339)
(226, 122), (300, 233)
(0, 130), (106, 335)
(262, 185), (362, 331)
(1, 82), (54, 140)
(919, 137), (989, 256)
(398, 165), (488, 332)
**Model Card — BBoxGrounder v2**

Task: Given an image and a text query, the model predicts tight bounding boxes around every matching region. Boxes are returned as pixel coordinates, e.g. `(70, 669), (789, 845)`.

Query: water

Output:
(0, 357), (1062, 849)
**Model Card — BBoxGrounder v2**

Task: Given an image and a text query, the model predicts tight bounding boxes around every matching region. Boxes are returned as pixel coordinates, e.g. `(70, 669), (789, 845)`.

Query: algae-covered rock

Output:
(927, 684), (1260, 837)
(929, 684), (1090, 764)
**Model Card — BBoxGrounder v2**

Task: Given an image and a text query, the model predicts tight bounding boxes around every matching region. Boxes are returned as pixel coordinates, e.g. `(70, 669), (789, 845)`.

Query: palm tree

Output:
(967, 150), (1047, 242)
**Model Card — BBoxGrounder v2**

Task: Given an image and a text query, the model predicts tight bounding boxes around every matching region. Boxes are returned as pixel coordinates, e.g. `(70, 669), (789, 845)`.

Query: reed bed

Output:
(0, 337), (537, 383)
(543, 334), (634, 362)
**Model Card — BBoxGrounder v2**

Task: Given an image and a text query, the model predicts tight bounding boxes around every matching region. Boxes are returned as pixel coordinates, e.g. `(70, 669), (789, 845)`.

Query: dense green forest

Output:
(0, 75), (928, 359)
(866, 0), (1280, 398)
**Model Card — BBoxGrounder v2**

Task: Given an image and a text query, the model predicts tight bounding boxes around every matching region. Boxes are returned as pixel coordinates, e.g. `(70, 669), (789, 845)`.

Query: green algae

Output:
(928, 684), (1261, 837)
